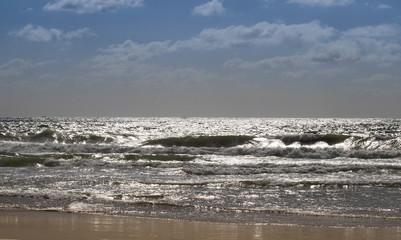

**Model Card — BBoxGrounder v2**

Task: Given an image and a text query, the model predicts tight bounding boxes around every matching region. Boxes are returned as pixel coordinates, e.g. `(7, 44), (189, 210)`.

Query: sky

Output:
(1, 0), (401, 118)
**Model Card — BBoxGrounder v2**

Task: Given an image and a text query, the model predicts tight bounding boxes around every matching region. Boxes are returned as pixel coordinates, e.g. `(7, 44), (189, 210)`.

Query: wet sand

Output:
(0, 210), (400, 240)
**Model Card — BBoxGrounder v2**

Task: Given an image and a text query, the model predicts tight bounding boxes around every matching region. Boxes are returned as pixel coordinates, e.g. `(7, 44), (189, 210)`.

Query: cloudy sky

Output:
(1, 0), (400, 117)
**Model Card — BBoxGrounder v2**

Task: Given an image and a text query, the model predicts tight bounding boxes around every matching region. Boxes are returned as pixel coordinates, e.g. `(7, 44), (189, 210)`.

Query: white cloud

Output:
(175, 21), (335, 50)
(9, 24), (93, 42)
(378, 4), (391, 9)
(9, 24), (62, 42)
(44, 0), (143, 14)
(224, 23), (401, 71)
(90, 21), (335, 69)
(354, 73), (397, 84)
(0, 59), (34, 78)
(64, 27), (93, 39)
(307, 40), (362, 63)
(227, 37), (400, 70)
(89, 21), (401, 83)
(92, 40), (172, 68)
(343, 24), (399, 38)
(0, 59), (55, 80)
(193, 0), (225, 16)
(308, 37), (401, 66)
(340, 24), (401, 65)
(287, 0), (354, 7)
(281, 70), (309, 79)
(224, 56), (306, 70)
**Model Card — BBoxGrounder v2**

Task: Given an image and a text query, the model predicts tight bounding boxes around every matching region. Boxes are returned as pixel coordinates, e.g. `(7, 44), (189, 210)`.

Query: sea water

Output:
(0, 117), (400, 226)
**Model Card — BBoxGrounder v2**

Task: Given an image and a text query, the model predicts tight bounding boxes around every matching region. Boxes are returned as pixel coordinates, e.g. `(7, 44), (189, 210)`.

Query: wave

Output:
(3, 194), (400, 224)
(0, 154), (54, 167)
(346, 135), (401, 150)
(1, 141), (401, 160)
(237, 180), (401, 188)
(182, 162), (401, 176)
(279, 134), (351, 145)
(2, 128), (401, 151)
(144, 135), (254, 147)
(271, 134), (400, 150)
(0, 128), (114, 144)
(0, 153), (198, 168)
(143, 134), (401, 151)
(124, 154), (196, 161)
(0, 153), (92, 167)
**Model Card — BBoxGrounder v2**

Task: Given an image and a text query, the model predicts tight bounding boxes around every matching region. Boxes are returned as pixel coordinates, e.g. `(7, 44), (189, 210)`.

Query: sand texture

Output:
(0, 211), (400, 240)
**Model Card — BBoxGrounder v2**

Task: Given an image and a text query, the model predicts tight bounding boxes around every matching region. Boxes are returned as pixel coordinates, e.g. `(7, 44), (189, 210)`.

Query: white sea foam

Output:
(1, 117), (400, 225)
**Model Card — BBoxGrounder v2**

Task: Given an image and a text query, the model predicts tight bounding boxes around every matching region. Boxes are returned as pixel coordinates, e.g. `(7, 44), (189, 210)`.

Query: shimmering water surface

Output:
(1, 117), (400, 226)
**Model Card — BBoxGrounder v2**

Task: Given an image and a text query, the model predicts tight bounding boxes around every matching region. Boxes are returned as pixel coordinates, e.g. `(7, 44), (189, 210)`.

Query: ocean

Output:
(0, 117), (400, 227)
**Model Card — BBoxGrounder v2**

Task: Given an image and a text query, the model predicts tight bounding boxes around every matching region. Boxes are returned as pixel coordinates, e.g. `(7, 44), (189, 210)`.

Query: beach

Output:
(2, 0), (401, 236)
(1, 118), (400, 239)
(0, 210), (400, 240)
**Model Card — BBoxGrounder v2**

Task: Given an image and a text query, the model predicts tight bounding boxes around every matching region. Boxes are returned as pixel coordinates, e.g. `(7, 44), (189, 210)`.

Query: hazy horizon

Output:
(1, 0), (401, 118)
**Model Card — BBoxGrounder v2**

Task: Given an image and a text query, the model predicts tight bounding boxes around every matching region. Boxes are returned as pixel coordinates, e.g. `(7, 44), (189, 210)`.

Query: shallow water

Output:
(2, 211), (400, 240)
(0, 117), (400, 226)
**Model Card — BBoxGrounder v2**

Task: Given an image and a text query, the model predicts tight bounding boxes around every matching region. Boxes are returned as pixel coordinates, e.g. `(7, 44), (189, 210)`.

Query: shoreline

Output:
(1, 202), (401, 228)
(1, 210), (400, 240)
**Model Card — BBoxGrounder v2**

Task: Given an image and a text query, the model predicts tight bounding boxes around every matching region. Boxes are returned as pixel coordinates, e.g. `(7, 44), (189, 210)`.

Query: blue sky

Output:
(1, 0), (401, 117)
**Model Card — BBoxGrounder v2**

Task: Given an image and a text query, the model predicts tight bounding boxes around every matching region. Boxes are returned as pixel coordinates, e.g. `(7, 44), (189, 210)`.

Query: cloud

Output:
(224, 56), (305, 70)
(193, 0), (225, 16)
(9, 24), (93, 42)
(0, 59), (55, 81)
(228, 38), (400, 70)
(90, 21), (335, 69)
(281, 70), (309, 79)
(378, 4), (391, 9)
(343, 24), (400, 38)
(339, 24), (401, 65)
(92, 40), (172, 67)
(9, 24), (62, 42)
(89, 21), (401, 85)
(286, 0), (354, 7)
(0, 59), (35, 78)
(354, 73), (397, 84)
(64, 27), (93, 39)
(307, 40), (362, 63)
(174, 21), (335, 50)
(317, 40), (400, 66)
(44, 0), (143, 14)
(224, 24), (401, 70)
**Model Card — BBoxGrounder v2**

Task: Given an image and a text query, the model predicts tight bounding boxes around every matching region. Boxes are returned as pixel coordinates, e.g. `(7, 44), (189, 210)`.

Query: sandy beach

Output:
(0, 210), (400, 240)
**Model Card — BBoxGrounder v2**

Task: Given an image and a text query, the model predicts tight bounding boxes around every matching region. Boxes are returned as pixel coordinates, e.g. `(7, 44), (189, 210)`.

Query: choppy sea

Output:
(0, 117), (400, 227)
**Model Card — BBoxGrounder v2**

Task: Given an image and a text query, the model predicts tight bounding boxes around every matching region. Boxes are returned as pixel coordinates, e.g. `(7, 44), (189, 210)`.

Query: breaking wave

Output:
(1, 117), (401, 226)
(0, 128), (114, 144)
(144, 135), (254, 147)
(279, 134), (350, 145)
(1, 139), (400, 160)
(181, 162), (401, 176)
